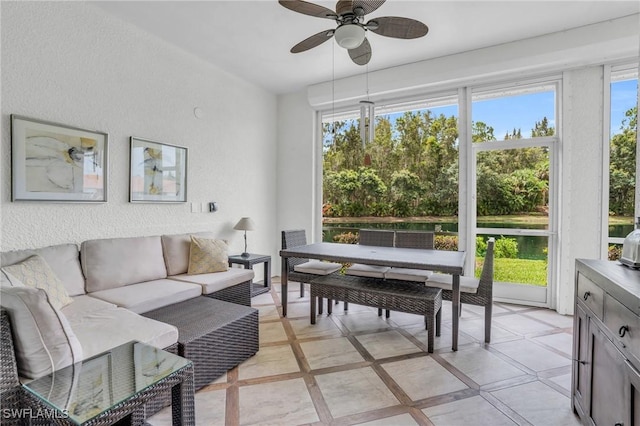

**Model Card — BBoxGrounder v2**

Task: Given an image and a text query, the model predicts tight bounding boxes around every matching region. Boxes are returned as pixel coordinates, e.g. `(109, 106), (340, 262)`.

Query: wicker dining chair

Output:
(345, 229), (395, 278)
(386, 231), (435, 282)
(425, 237), (495, 343)
(344, 229), (395, 317)
(281, 230), (341, 301)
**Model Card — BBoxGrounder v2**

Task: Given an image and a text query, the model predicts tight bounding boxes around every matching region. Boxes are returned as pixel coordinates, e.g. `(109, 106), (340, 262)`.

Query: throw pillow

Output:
(0, 286), (83, 379)
(1, 255), (73, 310)
(187, 236), (229, 275)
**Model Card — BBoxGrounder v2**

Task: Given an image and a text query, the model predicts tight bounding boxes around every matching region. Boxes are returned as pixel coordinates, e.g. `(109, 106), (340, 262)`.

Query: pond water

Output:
(322, 221), (636, 260)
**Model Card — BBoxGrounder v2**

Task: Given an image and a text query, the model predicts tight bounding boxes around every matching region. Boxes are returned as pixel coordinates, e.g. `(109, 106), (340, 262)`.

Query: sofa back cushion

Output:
(161, 232), (215, 276)
(1, 244), (85, 296)
(81, 236), (167, 292)
(0, 286), (83, 379)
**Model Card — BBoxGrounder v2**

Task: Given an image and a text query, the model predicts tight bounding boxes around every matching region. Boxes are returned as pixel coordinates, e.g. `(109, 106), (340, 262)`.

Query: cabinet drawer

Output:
(577, 273), (604, 319)
(605, 294), (640, 364)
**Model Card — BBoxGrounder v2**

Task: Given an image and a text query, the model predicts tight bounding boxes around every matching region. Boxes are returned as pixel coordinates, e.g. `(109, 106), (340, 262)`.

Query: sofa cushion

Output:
(188, 236), (229, 275)
(0, 287), (83, 379)
(88, 279), (202, 314)
(1, 244), (85, 296)
(170, 268), (254, 295)
(63, 300), (178, 359)
(61, 295), (117, 321)
(1, 269), (23, 287)
(81, 236), (167, 292)
(2, 255), (73, 310)
(161, 232), (216, 276)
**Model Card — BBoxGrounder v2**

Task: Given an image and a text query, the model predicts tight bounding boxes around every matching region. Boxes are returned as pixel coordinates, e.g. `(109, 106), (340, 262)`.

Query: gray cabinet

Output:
(573, 259), (640, 426)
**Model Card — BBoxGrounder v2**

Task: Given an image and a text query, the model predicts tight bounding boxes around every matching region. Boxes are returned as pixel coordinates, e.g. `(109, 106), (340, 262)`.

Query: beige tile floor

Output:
(149, 278), (581, 426)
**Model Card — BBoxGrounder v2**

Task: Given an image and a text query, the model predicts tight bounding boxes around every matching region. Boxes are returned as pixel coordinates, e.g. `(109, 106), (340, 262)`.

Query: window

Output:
(470, 82), (558, 302)
(607, 67), (638, 259)
(321, 95), (459, 243)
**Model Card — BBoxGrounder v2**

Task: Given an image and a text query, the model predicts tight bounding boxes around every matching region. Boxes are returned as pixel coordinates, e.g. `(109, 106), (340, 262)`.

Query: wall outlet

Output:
(191, 202), (200, 213)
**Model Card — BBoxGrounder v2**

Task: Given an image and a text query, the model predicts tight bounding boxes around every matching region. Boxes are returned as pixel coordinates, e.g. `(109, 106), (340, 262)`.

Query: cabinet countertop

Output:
(576, 258), (640, 315)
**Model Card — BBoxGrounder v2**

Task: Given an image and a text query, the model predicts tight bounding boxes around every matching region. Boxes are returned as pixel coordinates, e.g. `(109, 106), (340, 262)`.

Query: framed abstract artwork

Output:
(11, 115), (108, 202)
(129, 137), (187, 203)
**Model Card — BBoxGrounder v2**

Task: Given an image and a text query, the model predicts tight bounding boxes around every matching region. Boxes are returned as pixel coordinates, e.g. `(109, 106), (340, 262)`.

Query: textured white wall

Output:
(1, 2), (277, 259)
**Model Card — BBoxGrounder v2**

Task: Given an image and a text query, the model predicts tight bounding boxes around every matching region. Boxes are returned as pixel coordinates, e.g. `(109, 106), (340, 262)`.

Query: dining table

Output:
(280, 242), (467, 351)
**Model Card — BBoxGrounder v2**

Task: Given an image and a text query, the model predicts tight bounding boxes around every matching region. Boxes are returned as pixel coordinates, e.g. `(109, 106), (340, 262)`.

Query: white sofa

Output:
(0, 232), (255, 377)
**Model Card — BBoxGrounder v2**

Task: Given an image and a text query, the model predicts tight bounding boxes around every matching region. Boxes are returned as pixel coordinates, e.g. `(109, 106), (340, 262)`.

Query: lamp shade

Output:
(234, 217), (255, 231)
(334, 24), (365, 49)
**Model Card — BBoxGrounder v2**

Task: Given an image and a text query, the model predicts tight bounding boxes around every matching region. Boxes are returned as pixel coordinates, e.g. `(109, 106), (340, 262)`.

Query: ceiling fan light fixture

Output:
(334, 24), (365, 49)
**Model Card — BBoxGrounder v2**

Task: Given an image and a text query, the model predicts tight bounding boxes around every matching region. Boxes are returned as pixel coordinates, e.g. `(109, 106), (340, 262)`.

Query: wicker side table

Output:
(228, 254), (271, 296)
(310, 275), (442, 353)
(22, 341), (195, 426)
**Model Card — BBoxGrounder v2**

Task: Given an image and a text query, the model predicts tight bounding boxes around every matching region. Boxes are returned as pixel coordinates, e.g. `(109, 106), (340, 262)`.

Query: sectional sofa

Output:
(0, 231), (260, 421)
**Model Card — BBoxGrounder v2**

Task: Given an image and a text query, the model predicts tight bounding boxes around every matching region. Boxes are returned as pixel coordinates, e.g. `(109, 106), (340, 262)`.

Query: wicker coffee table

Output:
(310, 275), (442, 352)
(22, 341), (194, 426)
(142, 296), (259, 390)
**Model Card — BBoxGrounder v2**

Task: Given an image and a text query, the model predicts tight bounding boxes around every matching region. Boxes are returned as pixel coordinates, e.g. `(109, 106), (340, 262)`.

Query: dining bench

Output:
(309, 274), (442, 353)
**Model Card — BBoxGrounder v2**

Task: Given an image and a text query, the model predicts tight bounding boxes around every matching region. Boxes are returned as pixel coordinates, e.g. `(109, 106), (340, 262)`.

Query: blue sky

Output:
(377, 79), (637, 140)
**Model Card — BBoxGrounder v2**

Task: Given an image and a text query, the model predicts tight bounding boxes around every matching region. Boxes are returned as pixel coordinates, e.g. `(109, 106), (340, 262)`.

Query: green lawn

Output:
(475, 257), (547, 286)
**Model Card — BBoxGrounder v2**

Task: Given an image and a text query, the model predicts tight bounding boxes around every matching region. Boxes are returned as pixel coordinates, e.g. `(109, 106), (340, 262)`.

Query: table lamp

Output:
(234, 217), (255, 258)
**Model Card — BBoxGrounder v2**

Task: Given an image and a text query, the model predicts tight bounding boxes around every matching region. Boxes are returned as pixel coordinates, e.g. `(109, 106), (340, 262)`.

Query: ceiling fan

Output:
(278, 0), (429, 66)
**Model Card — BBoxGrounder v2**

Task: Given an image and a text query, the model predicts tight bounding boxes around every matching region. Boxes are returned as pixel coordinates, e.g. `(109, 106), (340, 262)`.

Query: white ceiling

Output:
(94, 1), (640, 95)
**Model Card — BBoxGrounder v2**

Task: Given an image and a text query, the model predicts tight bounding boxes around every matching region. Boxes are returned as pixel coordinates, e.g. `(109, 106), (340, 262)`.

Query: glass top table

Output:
(23, 341), (194, 425)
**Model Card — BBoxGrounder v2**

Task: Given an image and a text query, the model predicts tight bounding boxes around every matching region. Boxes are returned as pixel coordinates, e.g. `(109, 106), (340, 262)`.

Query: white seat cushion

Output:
(345, 263), (389, 278)
(169, 268), (254, 295)
(425, 273), (480, 293)
(88, 279), (201, 314)
(0, 287), (83, 379)
(294, 260), (341, 275)
(66, 300), (178, 359)
(385, 268), (433, 282)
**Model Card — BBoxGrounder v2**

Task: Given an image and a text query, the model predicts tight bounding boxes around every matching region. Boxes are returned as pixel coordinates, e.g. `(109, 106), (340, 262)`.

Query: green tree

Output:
(609, 106), (638, 215)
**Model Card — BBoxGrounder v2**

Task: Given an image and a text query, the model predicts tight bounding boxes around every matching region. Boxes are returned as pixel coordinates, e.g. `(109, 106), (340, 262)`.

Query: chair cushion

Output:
(161, 232), (216, 276)
(385, 267), (433, 282)
(1, 244), (85, 296)
(425, 273), (480, 293)
(88, 279), (202, 314)
(0, 287), (83, 379)
(294, 260), (341, 275)
(188, 236), (229, 275)
(2, 255), (73, 310)
(170, 268), (254, 295)
(345, 263), (390, 278)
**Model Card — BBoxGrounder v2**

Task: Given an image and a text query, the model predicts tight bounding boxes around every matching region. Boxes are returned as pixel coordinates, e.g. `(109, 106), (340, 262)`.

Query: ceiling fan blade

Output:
(352, 0), (386, 15)
(291, 29), (335, 53)
(278, 0), (337, 19)
(348, 38), (371, 65)
(368, 16), (429, 39)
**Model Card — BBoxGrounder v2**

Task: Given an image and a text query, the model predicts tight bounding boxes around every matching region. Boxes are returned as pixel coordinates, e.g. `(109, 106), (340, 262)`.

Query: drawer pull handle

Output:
(573, 359), (587, 365)
(619, 325), (629, 338)
(583, 291), (591, 301)
(614, 423), (623, 426)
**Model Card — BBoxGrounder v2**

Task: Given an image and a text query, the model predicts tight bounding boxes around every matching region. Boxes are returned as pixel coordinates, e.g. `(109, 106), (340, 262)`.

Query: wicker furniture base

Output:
(310, 275), (442, 353)
(206, 280), (252, 307)
(142, 297), (259, 390)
